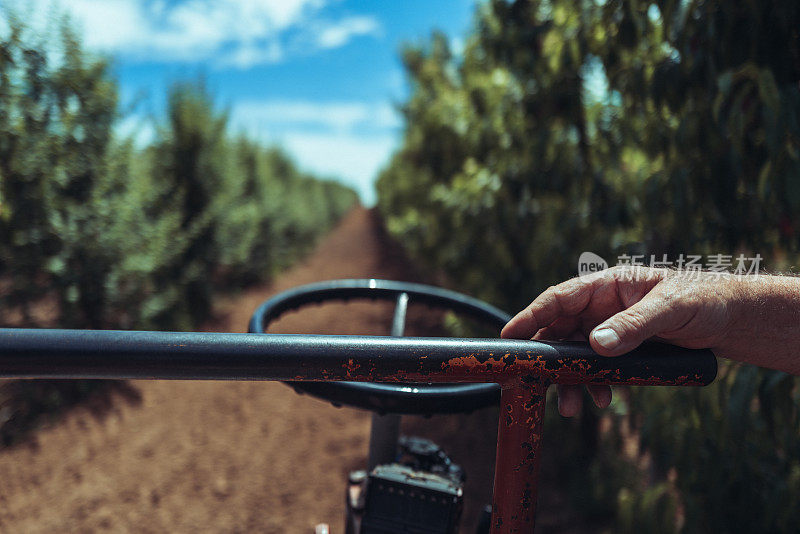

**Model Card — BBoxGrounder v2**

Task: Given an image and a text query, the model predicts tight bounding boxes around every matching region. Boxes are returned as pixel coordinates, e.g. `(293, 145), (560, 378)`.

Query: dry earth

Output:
(0, 208), (589, 533)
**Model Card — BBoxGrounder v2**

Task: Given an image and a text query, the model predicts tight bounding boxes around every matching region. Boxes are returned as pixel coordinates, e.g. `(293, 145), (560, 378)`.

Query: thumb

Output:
(590, 292), (686, 356)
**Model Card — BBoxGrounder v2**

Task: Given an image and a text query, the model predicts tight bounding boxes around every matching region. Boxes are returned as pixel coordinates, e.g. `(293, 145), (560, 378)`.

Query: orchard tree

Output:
(378, 0), (800, 530)
(149, 82), (229, 325)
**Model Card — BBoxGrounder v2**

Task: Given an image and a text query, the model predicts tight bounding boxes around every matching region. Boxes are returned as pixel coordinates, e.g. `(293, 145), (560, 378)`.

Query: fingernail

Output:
(593, 328), (620, 349)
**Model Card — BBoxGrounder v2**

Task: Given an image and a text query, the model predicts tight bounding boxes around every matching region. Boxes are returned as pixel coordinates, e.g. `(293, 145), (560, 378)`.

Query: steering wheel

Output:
(248, 279), (511, 415)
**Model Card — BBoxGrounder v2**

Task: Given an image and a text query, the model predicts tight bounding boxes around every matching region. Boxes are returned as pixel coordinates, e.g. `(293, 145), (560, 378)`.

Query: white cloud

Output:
(218, 41), (283, 69)
(114, 99), (400, 203)
(281, 131), (398, 206)
(316, 16), (379, 49)
(232, 100), (401, 134)
(230, 99), (402, 204)
(115, 113), (156, 147)
(11, 0), (381, 68)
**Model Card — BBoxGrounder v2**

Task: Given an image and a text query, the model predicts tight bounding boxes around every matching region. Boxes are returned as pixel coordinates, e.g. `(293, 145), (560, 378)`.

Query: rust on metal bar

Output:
(0, 330), (716, 386)
(0, 328), (717, 534)
(491, 375), (548, 533)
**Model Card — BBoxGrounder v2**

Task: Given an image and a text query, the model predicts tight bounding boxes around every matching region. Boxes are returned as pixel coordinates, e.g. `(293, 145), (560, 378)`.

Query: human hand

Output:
(501, 267), (739, 416)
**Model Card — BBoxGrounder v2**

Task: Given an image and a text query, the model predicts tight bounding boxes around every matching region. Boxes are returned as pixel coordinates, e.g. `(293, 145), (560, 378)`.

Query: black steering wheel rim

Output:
(248, 279), (511, 415)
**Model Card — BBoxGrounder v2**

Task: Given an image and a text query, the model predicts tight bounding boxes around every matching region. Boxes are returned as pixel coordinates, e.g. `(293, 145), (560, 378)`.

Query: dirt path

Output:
(0, 208), (581, 533)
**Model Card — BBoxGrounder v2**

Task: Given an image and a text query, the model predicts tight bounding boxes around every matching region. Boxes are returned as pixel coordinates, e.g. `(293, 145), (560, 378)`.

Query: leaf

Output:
(757, 68), (781, 112)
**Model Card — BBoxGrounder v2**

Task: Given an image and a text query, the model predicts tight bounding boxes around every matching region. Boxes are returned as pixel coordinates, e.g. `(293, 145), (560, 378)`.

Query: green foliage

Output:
(378, 0), (800, 531)
(377, 4), (625, 311)
(631, 364), (800, 532)
(0, 15), (357, 332)
(147, 81), (230, 325)
(0, 12), (356, 445)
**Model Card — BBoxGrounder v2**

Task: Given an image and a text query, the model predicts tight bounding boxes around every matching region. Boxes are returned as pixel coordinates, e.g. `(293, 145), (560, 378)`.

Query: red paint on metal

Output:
(491, 376), (548, 534)
(275, 349), (712, 532)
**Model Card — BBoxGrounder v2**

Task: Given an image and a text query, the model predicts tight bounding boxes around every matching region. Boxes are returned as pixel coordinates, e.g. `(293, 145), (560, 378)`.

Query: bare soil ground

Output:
(0, 208), (588, 533)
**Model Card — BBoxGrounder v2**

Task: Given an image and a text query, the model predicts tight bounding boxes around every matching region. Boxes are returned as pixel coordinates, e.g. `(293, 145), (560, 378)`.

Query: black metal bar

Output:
(390, 292), (409, 338)
(367, 413), (401, 470)
(258, 279), (511, 415)
(248, 279), (511, 335)
(367, 292), (408, 469)
(0, 329), (716, 385)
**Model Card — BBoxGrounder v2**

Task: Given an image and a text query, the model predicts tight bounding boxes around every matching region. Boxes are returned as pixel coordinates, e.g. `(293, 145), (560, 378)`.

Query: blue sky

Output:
(14, 0), (477, 204)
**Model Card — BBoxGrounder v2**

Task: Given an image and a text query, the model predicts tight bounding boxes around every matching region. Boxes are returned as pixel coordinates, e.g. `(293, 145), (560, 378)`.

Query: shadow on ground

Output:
(0, 380), (142, 448)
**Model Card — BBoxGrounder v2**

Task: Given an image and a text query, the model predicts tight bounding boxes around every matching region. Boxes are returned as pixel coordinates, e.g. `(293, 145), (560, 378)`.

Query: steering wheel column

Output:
(245, 279), (717, 532)
(248, 279), (514, 496)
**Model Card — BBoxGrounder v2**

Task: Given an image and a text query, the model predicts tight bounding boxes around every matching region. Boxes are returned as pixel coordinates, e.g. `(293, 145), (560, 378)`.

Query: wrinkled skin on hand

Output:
(502, 266), (800, 416)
